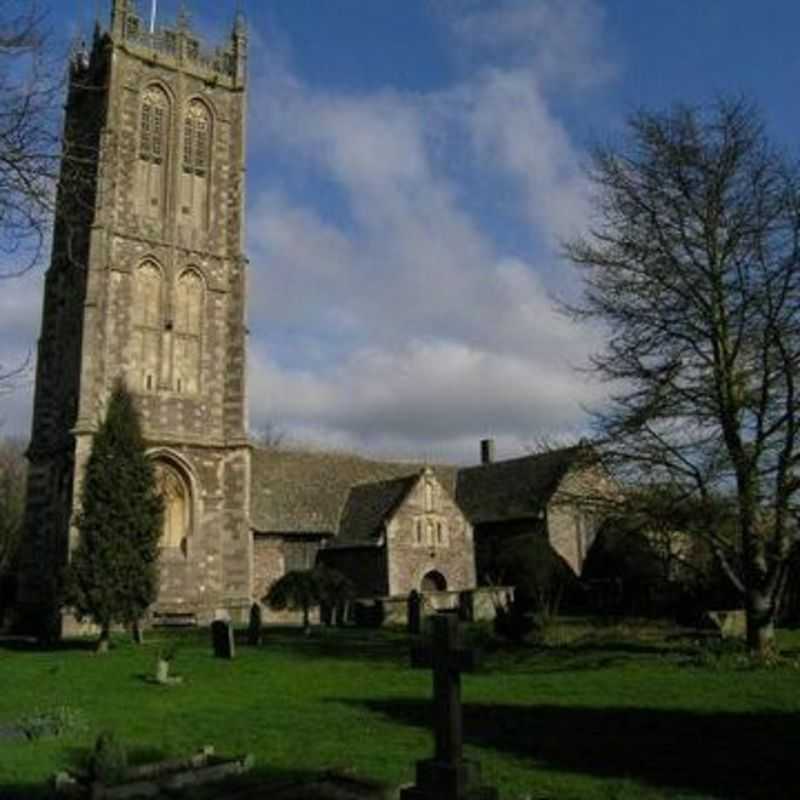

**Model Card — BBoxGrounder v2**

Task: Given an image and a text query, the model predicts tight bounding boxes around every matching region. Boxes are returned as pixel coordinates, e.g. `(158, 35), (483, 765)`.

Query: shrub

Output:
(16, 706), (88, 740)
(89, 731), (128, 785)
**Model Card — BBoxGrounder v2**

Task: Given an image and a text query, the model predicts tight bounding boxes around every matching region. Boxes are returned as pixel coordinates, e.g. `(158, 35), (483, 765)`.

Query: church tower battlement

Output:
(18, 0), (252, 635)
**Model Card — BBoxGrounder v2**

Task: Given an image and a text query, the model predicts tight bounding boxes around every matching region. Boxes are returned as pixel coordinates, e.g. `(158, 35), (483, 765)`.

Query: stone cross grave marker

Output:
(211, 619), (235, 659)
(401, 614), (497, 800)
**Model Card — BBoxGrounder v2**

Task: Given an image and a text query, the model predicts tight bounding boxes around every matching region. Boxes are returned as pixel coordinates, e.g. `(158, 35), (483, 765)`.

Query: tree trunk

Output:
(302, 605), (311, 636)
(96, 623), (111, 654)
(746, 589), (776, 656)
(132, 619), (144, 645)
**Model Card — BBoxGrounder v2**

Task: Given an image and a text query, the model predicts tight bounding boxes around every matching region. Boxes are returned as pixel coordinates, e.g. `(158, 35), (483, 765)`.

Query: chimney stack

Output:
(480, 438), (495, 465)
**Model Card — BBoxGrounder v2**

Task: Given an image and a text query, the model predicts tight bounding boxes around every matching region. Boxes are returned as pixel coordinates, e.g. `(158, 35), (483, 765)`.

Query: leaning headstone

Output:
(212, 620), (235, 659)
(402, 615), (498, 800)
(457, 591), (474, 623)
(247, 603), (263, 646)
(408, 590), (422, 635)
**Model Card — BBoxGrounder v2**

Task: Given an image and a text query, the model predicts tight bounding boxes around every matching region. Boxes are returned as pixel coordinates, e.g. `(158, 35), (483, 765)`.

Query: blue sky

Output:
(3, 0), (800, 463)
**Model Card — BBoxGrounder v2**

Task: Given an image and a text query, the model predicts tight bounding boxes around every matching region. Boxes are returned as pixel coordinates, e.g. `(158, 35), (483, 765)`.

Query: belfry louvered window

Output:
(140, 87), (169, 164)
(183, 101), (210, 177)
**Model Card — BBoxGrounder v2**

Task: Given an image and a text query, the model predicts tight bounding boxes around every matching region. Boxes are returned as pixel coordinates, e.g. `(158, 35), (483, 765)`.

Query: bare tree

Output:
(0, 2), (69, 395)
(252, 421), (288, 449)
(0, 1), (63, 278)
(565, 98), (800, 655)
(0, 436), (26, 572)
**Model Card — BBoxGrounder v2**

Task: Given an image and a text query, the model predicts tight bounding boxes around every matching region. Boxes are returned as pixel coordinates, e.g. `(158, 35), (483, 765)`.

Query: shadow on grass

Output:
(338, 697), (798, 800)
(247, 626), (412, 664)
(0, 636), (98, 654)
(0, 760), (319, 799)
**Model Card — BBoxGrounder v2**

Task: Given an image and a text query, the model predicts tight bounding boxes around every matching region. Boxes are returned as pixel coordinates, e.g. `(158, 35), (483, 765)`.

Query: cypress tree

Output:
(65, 380), (163, 651)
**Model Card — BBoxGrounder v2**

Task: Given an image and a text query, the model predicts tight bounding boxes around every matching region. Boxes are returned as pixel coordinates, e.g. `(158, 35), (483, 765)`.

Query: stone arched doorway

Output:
(421, 570), (447, 592)
(153, 461), (192, 555)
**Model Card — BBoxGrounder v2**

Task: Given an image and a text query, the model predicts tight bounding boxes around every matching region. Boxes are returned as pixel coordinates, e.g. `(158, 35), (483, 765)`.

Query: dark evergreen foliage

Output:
(65, 381), (162, 648)
(263, 565), (354, 633)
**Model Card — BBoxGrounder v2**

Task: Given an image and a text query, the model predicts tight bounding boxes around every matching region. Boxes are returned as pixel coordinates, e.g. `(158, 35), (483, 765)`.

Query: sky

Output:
(3, 0), (800, 464)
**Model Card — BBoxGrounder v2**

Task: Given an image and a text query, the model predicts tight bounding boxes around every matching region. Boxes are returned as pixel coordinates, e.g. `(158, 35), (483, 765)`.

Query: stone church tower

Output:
(17, 1), (251, 634)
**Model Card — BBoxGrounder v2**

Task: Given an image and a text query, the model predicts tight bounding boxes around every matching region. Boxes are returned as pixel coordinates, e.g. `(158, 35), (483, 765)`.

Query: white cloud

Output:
(464, 69), (591, 242)
(242, 1), (611, 461)
(444, 0), (615, 89)
(0, 271), (41, 435)
(0, 2), (613, 460)
(248, 337), (603, 463)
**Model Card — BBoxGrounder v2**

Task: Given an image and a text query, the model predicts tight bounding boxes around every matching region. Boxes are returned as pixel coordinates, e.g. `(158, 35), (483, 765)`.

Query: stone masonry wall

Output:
(547, 465), (615, 575)
(18, 13), (252, 633)
(386, 472), (476, 596)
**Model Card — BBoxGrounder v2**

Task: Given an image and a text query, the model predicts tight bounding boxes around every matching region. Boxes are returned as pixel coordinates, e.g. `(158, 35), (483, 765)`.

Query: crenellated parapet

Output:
(109, 0), (247, 87)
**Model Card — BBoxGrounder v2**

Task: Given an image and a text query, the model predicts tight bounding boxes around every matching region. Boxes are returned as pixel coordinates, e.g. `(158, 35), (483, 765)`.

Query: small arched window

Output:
(424, 481), (434, 513)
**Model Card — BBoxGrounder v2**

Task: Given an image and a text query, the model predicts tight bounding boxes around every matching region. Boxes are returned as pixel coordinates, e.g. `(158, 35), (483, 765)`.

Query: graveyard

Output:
(1, 620), (799, 800)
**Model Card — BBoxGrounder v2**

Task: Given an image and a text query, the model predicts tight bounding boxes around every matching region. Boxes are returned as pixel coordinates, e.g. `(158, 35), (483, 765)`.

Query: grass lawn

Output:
(1, 620), (799, 799)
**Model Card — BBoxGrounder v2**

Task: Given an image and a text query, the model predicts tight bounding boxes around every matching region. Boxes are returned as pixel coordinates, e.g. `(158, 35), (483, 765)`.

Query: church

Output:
(15, 2), (604, 635)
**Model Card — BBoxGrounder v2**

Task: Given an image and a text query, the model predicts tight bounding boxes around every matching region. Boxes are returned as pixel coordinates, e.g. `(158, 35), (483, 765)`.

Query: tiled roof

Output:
(249, 444), (589, 535)
(336, 474), (419, 544)
(249, 447), (457, 536)
(455, 446), (587, 524)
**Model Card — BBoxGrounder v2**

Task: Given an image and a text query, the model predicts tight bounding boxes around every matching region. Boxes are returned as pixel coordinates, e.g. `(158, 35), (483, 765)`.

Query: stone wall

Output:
(385, 471), (476, 596)
(357, 587), (513, 627)
(547, 464), (615, 575)
(17, 11), (252, 634)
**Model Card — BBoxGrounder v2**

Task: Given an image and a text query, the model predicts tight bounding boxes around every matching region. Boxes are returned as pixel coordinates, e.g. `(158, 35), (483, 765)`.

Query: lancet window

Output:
(183, 100), (210, 177)
(181, 100), (211, 227)
(173, 269), (204, 394)
(133, 262), (163, 393)
(154, 462), (191, 554)
(138, 85), (171, 216)
(140, 86), (169, 164)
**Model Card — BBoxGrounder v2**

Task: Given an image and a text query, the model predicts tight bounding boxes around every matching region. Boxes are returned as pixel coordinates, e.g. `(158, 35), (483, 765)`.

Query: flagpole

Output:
(149, 0), (157, 34)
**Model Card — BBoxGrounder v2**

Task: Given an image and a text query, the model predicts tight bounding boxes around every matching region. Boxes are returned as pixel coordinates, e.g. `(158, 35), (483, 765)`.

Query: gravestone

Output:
(408, 590), (422, 635)
(704, 609), (746, 639)
(211, 620), (235, 659)
(402, 615), (498, 800)
(457, 591), (474, 623)
(248, 603), (263, 646)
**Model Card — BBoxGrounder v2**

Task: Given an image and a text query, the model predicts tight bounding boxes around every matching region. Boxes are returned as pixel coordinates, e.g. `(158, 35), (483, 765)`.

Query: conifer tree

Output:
(65, 380), (163, 651)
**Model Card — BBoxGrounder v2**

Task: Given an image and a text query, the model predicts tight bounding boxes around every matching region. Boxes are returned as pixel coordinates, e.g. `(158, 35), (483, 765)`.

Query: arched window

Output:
(424, 481), (434, 512)
(154, 461), (191, 554)
(138, 85), (170, 216)
(181, 100), (211, 228)
(133, 261), (163, 392)
(173, 269), (203, 394)
(183, 100), (210, 176)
